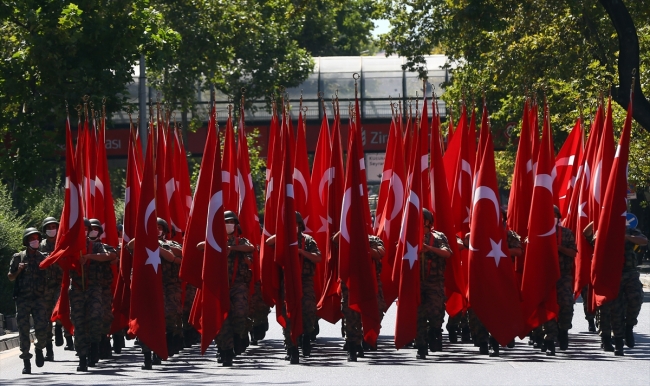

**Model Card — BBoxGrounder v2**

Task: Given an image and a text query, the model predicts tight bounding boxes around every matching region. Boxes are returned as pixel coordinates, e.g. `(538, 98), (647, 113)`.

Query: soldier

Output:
(416, 209), (452, 360)
(70, 218), (115, 372)
(266, 211), (322, 364)
(8, 228), (50, 374)
(40, 217), (64, 360)
(369, 234), (386, 331)
(157, 218), (184, 358)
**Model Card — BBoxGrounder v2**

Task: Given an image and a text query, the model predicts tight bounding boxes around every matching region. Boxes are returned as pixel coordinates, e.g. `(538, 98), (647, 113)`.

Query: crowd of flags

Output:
(39, 76), (636, 358)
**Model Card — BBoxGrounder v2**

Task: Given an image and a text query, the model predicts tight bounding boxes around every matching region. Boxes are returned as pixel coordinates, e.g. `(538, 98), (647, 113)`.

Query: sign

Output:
(365, 152), (386, 183)
(626, 213), (638, 229)
(504, 122), (517, 139)
(627, 184), (637, 200)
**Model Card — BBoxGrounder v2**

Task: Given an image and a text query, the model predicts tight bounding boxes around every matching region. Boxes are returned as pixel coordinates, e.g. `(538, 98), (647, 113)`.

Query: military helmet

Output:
(422, 208), (434, 224)
(23, 227), (42, 246)
(41, 217), (60, 233)
(295, 211), (305, 231)
(156, 217), (170, 234)
(88, 218), (104, 236)
(224, 210), (239, 224)
(553, 205), (561, 218)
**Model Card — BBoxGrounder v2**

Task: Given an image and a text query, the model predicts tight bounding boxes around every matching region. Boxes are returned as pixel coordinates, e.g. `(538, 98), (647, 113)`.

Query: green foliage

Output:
(21, 176), (65, 229)
(0, 182), (25, 315)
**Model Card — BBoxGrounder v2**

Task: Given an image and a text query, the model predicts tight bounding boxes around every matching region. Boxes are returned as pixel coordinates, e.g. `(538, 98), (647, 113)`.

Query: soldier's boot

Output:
(89, 343), (99, 367)
(101, 336), (112, 359)
(113, 333), (124, 354)
(356, 343), (365, 358)
(22, 358), (31, 374)
(447, 324), (458, 343)
(175, 334), (184, 353)
(141, 352), (153, 370)
(346, 344), (357, 362)
(507, 339), (515, 348)
(310, 320), (319, 342)
(221, 349), (234, 367)
(434, 330), (444, 352)
(64, 336), (75, 351)
(488, 337), (500, 357)
(341, 323), (346, 339)
(233, 334), (244, 356)
(587, 318), (596, 333)
(166, 333), (175, 357)
(461, 327), (471, 343)
(527, 332), (534, 346)
(55, 324), (64, 347)
(250, 329), (258, 346)
(544, 340), (556, 356)
(614, 337), (625, 356)
(35, 348), (45, 367)
(478, 341), (489, 355)
(152, 353), (162, 365)
(289, 346), (300, 365)
(601, 335), (614, 352)
(427, 328), (437, 352)
(216, 348), (223, 363)
(416, 345), (427, 360)
(242, 331), (250, 351)
(625, 325), (635, 348)
(302, 335), (312, 357)
(342, 341), (349, 351)
(258, 321), (269, 341)
(45, 342), (54, 361)
(558, 329), (569, 351)
(76, 355), (87, 372)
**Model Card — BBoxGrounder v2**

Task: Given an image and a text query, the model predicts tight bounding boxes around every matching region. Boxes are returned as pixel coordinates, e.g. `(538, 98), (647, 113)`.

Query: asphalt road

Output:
(1, 298), (649, 385)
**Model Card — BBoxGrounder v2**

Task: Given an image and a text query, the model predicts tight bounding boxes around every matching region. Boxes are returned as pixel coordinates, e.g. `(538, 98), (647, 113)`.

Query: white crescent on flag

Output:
(207, 191), (223, 252)
(341, 187), (352, 242)
(144, 199), (156, 236)
(473, 186), (500, 226)
(592, 161), (603, 204)
(318, 167), (335, 205)
(69, 182), (79, 229)
(293, 168), (309, 202)
(95, 177), (105, 197)
(458, 159), (472, 196)
(389, 173), (404, 221)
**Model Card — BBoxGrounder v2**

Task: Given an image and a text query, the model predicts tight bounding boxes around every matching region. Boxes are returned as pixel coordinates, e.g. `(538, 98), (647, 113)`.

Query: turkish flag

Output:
(93, 116), (119, 248)
(294, 109), (312, 233)
(316, 111), (344, 324)
(222, 113), (238, 213)
(174, 126), (193, 225)
(40, 118), (86, 271)
(353, 97), (373, 236)
(180, 106), (217, 288)
(199, 121), (230, 354)
(420, 93), (431, 210)
(530, 100), (540, 167)
(442, 104), (466, 189)
(394, 118), (423, 350)
(375, 117), (397, 234)
(589, 96), (615, 231)
(155, 123), (172, 240)
(128, 126), (168, 360)
(445, 107), (454, 152)
(555, 118), (584, 218)
(375, 116), (406, 308)
(309, 111), (331, 300)
(339, 119), (380, 347)
(166, 126), (188, 239)
(50, 269), (74, 334)
(430, 100), (463, 318)
(520, 105), (560, 332)
(82, 117), (97, 218)
(591, 90), (633, 306)
(467, 126), (523, 346)
(448, 105), (472, 238)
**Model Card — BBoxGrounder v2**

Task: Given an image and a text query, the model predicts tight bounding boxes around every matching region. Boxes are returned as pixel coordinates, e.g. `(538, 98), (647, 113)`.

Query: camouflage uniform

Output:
(160, 239), (183, 339)
(416, 231), (451, 348)
(542, 226), (577, 341)
(249, 281), (270, 331)
(9, 249), (49, 359)
(182, 282), (197, 338)
(99, 244), (116, 335)
(282, 233), (320, 348)
(69, 239), (107, 357)
(369, 235), (386, 322)
(216, 236), (253, 351)
(610, 228), (645, 339)
(41, 239), (63, 343)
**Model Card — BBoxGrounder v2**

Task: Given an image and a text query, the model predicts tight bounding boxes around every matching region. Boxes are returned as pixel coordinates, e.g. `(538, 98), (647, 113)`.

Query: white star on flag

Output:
(578, 202), (587, 217)
(486, 238), (507, 267)
(464, 206), (470, 223)
(317, 215), (328, 233)
(403, 242), (418, 269)
(145, 247), (161, 273)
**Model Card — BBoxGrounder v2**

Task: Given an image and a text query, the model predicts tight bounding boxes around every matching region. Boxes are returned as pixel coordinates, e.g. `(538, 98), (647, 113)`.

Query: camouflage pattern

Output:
(581, 286), (595, 321)
(506, 230), (522, 262)
(610, 228), (645, 338)
(216, 236), (252, 350)
(40, 238), (64, 343)
(446, 310), (469, 334)
(160, 239), (183, 338)
(283, 233), (320, 347)
(9, 249), (49, 359)
(468, 308), (489, 345)
(340, 282), (363, 346)
(416, 231), (451, 347)
(100, 244), (116, 335)
(369, 235), (386, 321)
(69, 239), (107, 356)
(249, 281), (270, 329)
(182, 282), (197, 336)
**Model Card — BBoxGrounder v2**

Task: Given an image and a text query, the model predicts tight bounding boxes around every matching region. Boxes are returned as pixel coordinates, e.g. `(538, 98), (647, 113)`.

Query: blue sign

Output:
(626, 213), (638, 229)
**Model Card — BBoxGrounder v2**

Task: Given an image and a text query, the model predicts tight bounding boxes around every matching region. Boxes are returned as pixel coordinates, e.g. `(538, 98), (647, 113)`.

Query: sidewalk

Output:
(0, 330), (34, 352)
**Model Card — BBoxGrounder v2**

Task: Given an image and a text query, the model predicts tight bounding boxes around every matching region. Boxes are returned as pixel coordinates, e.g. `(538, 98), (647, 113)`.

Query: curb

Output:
(0, 331), (35, 352)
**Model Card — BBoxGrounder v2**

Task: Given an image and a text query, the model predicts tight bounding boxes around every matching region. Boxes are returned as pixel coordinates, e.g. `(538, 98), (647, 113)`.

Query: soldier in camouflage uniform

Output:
(40, 217), (64, 360)
(416, 209), (452, 360)
(182, 282), (199, 347)
(369, 235), (386, 327)
(249, 280), (270, 344)
(8, 228), (50, 374)
(69, 218), (115, 372)
(215, 211), (254, 367)
(156, 218), (184, 357)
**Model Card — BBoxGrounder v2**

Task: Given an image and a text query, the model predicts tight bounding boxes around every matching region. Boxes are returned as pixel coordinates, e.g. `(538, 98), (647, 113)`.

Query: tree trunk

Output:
(599, 0), (650, 131)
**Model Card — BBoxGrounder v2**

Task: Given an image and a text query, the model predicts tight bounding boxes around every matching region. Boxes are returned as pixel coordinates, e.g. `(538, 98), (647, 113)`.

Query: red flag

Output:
(174, 127), (193, 226)
(40, 118), (86, 271)
(93, 115), (118, 247)
(128, 127), (168, 360)
(222, 112), (238, 212)
(420, 93), (431, 210)
(180, 106), (217, 288)
(353, 97), (373, 236)
(468, 124), (523, 346)
(394, 116), (423, 349)
(555, 118), (584, 218)
(317, 110), (344, 323)
(199, 121), (230, 354)
(339, 119), (380, 347)
(50, 269), (74, 334)
(375, 116), (406, 308)
(166, 126), (188, 239)
(155, 123), (172, 239)
(530, 100), (540, 166)
(374, 116), (397, 234)
(591, 90), (634, 306)
(294, 109), (312, 232)
(430, 100), (463, 318)
(83, 117), (97, 218)
(520, 105), (560, 332)
(590, 96), (615, 231)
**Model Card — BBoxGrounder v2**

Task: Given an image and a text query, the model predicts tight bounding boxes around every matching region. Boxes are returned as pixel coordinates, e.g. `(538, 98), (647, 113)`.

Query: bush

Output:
(22, 176), (65, 229)
(0, 183), (25, 315)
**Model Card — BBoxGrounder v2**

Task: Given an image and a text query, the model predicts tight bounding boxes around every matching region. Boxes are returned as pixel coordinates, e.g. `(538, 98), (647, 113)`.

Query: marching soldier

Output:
(8, 228), (50, 374)
(40, 217), (64, 360)
(157, 218), (184, 358)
